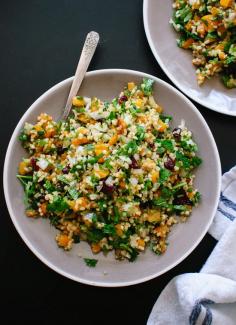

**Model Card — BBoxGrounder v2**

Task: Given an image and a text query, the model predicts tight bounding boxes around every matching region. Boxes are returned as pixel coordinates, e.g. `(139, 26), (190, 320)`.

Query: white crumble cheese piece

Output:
(76, 146), (85, 154)
(84, 97), (91, 110)
(123, 113), (132, 125)
(119, 156), (132, 164)
(36, 158), (49, 170)
(89, 194), (98, 200)
(130, 177), (138, 186)
(68, 156), (77, 166)
(105, 176), (114, 187)
(83, 213), (94, 222)
(188, 0), (198, 5)
(88, 111), (104, 120)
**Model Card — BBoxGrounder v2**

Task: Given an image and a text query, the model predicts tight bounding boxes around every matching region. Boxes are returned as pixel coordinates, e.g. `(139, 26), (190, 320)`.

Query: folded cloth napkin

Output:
(147, 167), (236, 325)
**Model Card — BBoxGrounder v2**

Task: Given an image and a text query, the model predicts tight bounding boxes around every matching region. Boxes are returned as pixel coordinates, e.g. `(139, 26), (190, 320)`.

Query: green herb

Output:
(176, 151), (191, 169)
(193, 191), (201, 204)
(68, 187), (79, 200)
(136, 125), (145, 142)
(156, 146), (165, 155)
(152, 197), (169, 209)
(37, 130), (45, 137)
(36, 139), (47, 147)
(70, 162), (85, 172)
(191, 156), (202, 167)
(173, 205), (187, 212)
(129, 106), (140, 116)
(19, 131), (29, 142)
(159, 168), (171, 183)
(141, 78), (154, 96)
(116, 197), (127, 203)
(87, 229), (104, 243)
(49, 215), (60, 226)
(221, 74), (236, 89)
(103, 224), (116, 235)
(229, 44), (236, 57)
(161, 139), (174, 152)
(73, 234), (80, 243)
(74, 107), (85, 113)
(47, 196), (69, 213)
(119, 102), (126, 113)
(19, 178), (36, 207)
(84, 258), (98, 267)
(92, 214), (98, 223)
(180, 140), (198, 152)
(122, 140), (138, 156)
(144, 179), (152, 191)
(56, 163), (64, 170)
(119, 243), (139, 262)
(57, 175), (71, 185)
(107, 111), (117, 120)
(156, 139), (174, 152)
(161, 187), (173, 199)
(97, 199), (107, 212)
(104, 101), (110, 110)
(172, 182), (186, 190)
(89, 175), (98, 187)
(185, 30), (201, 41)
(150, 242), (162, 255)
(103, 158), (113, 170)
(113, 206), (120, 223)
(87, 153), (104, 164)
(206, 31), (217, 39)
(85, 144), (94, 151)
(124, 89), (131, 97)
(17, 175), (33, 186)
(112, 98), (119, 108)
(159, 114), (173, 122)
(44, 180), (55, 193)
(25, 181), (36, 199)
(175, 5), (192, 24)
(224, 41), (232, 53)
(225, 55), (236, 65)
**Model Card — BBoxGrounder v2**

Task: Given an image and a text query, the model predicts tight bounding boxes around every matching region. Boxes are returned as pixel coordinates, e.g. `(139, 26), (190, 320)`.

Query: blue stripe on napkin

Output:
(189, 299), (214, 325)
(220, 193), (236, 211)
(217, 206), (235, 221)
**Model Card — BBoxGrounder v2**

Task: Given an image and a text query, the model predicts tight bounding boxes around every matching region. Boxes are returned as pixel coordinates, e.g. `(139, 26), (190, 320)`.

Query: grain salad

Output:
(171, 0), (236, 88)
(17, 79), (202, 262)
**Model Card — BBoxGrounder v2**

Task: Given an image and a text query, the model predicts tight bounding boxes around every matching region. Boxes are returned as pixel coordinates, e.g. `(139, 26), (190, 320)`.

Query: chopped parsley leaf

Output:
(84, 258), (98, 267)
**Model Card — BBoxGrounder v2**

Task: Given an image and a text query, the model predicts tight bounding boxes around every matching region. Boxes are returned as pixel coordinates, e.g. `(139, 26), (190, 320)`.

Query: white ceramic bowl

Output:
(143, 0), (236, 116)
(4, 69), (221, 287)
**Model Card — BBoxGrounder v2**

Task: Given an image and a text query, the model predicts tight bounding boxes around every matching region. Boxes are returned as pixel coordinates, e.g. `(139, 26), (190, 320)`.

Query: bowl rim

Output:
(143, 0), (236, 117)
(3, 68), (221, 287)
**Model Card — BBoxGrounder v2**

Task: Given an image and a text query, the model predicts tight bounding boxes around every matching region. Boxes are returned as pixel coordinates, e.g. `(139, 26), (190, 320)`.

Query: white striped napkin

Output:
(209, 166), (236, 240)
(148, 166), (236, 325)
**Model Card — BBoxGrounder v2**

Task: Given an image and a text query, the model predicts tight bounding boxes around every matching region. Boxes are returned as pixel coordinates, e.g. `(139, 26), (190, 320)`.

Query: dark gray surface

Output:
(0, 1), (235, 324)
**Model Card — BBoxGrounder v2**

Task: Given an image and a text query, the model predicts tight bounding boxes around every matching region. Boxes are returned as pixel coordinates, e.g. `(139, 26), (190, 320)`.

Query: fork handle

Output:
(61, 31), (100, 120)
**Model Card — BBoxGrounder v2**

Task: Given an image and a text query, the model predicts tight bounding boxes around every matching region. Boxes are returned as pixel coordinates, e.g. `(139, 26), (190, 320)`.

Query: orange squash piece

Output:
(182, 38), (194, 49)
(91, 243), (101, 254)
(220, 0), (232, 8)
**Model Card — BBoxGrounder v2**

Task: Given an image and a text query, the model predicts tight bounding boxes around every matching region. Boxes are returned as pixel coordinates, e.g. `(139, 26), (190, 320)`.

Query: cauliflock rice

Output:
(171, 0), (236, 88)
(18, 79), (202, 262)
